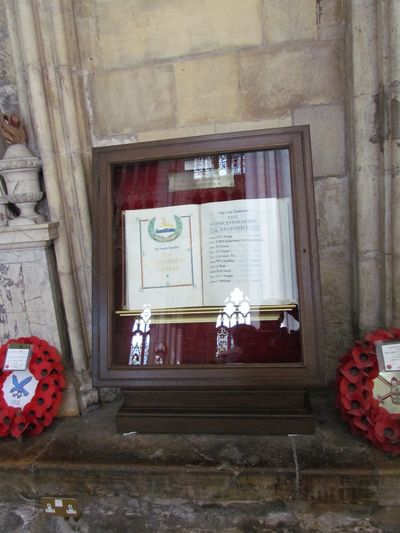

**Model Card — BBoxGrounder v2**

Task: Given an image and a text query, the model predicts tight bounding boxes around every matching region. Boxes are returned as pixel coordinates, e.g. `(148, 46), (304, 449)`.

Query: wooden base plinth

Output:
(116, 389), (315, 435)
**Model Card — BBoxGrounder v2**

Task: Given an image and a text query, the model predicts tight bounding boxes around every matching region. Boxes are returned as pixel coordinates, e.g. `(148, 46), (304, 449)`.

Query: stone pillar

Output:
(390, 0), (400, 327)
(0, 223), (79, 416)
(347, 0), (400, 333)
(4, 0), (97, 412)
(347, 1), (386, 334)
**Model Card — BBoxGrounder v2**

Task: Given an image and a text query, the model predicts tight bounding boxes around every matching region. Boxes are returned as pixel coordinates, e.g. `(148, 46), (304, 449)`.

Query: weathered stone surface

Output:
(0, 262), (25, 313)
(57, 374), (81, 417)
(72, 0), (102, 72)
(175, 54), (240, 126)
(314, 176), (349, 246)
(262, 0), (318, 44)
(0, 0), (18, 114)
(0, 227), (62, 348)
(135, 113), (293, 143)
(293, 104), (346, 177)
(216, 115), (292, 133)
(319, 244), (352, 324)
(350, 6), (379, 97)
(323, 321), (354, 379)
(90, 65), (176, 135)
(318, 244), (353, 378)
(317, 0), (346, 41)
(93, 0), (263, 70)
(239, 41), (343, 120)
(0, 398), (399, 531)
(393, 255), (400, 324)
(138, 123), (217, 143)
(0, 499), (390, 532)
(317, 0), (345, 28)
(357, 251), (385, 331)
(354, 160), (381, 251)
(0, 312), (30, 344)
(0, 507), (26, 532)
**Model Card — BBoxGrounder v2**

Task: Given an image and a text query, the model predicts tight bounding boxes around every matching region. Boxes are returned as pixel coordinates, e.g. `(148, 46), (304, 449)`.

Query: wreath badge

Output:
(148, 215), (183, 243)
(337, 328), (400, 454)
(0, 337), (66, 439)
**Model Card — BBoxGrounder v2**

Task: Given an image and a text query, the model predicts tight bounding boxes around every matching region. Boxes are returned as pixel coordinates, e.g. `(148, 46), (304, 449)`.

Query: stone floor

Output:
(0, 390), (400, 532)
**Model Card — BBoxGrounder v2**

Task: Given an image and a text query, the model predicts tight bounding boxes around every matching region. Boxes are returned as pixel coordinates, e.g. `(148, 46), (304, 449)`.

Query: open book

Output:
(124, 198), (298, 310)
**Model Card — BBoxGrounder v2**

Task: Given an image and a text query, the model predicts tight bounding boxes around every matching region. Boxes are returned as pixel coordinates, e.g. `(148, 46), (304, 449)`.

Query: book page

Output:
(201, 198), (298, 307)
(124, 205), (203, 310)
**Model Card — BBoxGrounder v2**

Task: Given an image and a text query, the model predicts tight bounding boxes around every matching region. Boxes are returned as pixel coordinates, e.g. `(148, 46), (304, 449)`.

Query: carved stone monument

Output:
(0, 113), (43, 225)
(0, 113), (79, 416)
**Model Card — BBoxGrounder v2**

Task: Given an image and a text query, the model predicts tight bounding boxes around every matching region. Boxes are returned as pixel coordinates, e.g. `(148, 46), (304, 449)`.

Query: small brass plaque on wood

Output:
(40, 497), (80, 519)
(168, 170), (234, 191)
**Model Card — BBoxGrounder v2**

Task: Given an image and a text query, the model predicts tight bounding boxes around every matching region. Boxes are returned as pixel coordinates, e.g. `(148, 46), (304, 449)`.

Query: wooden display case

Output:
(92, 126), (323, 434)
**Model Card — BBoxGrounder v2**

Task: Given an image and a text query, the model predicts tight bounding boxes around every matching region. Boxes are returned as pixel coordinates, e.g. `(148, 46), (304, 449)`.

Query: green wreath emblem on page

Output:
(148, 214), (183, 243)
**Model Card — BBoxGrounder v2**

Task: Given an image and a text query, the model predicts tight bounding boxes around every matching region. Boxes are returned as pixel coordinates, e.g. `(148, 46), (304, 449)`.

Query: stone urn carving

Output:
(0, 113), (44, 225)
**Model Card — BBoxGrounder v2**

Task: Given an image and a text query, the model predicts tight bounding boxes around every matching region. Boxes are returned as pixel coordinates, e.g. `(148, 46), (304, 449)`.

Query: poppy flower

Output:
(0, 347), (7, 369)
(337, 331), (400, 455)
(30, 361), (53, 380)
(350, 414), (371, 432)
(365, 329), (395, 344)
(379, 440), (400, 454)
(51, 373), (66, 389)
(339, 350), (353, 364)
(37, 376), (57, 397)
(47, 396), (62, 418)
(365, 427), (381, 446)
(37, 409), (53, 427)
(43, 347), (61, 363)
(360, 364), (379, 380)
(0, 372), (7, 390)
(24, 400), (45, 419)
(25, 417), (43, 437)
(339, 359), (363, 383)
(374, 417), (400, 443)
(10, 413), (28, 439)
(352, 345), (375, 369)
(0, 337), (65, 439)
(0, 395), (7, 411)
(360, 376), (374, 391)
(339, 377), (358, 398)
(49, 362), (65, 374)
(31, 354), (45, 366)
(0, 407), (14, 436)
(341, 392), (372, 415)
(30, 336), (49, 349)
(33, 392), (53, 411)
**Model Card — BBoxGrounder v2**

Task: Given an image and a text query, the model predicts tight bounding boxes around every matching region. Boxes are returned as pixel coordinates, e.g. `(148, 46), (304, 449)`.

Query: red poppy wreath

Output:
(337, 328), (400, 454)
(0, 337), (65, 439)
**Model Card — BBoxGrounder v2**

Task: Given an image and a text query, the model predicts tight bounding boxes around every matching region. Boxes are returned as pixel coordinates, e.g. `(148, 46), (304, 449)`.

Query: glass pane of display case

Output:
(93, 127), (323, 439)
(111, 148), (302, 366)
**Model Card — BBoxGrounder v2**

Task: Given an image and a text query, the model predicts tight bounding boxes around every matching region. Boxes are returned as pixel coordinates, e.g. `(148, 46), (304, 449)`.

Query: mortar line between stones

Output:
(289, 435), (300, 499)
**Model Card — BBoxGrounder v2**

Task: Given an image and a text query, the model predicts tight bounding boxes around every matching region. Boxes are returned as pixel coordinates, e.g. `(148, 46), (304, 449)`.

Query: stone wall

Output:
(0, 0), (17, 158)
(2, 0), (395, 387)
(1, 3), (400, 529)
(77, 0), (345, 146)
(0, 0), (17, 112)
(74, 0), (350, 378)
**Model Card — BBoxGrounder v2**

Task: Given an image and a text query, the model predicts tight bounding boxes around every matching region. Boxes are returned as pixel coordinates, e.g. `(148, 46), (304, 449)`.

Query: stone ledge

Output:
(0, 221), (58, 249)
(0, 391), (399, 531)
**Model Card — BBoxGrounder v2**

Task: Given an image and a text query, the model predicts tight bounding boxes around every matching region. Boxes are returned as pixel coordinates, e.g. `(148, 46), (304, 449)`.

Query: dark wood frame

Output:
(92, 126), (324, 434)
